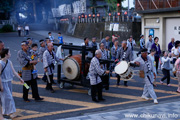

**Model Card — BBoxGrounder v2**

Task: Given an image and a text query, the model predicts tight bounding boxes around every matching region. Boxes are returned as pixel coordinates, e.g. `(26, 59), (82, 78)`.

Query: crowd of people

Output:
(88, 34), (180, 104)
(0, 31), (179, 119)
(0, 32), (63, 119)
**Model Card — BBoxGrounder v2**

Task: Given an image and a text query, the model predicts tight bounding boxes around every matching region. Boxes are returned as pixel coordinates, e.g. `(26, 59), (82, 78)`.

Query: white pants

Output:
(0, 81), (16, 115)
(142, 84), (157, 100)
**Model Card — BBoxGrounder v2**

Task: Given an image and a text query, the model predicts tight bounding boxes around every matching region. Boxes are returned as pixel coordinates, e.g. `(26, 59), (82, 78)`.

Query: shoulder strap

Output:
(1, 60), (8, 75)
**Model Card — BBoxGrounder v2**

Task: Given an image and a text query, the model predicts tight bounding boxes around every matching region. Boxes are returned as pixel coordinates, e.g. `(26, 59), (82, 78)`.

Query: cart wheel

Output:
(59, 82), (64, 88)
(88, 89), (91, 96)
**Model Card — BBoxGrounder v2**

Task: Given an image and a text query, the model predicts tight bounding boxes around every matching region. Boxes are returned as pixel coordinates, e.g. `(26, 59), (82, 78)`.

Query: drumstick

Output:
(64, 54), (71, 61)
(46, 72), (51, 83)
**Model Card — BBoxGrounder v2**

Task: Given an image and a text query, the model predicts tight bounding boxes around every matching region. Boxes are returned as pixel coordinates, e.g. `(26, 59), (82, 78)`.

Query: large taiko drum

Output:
(114, 61), (134, 80)
(62, 54), (89, 80)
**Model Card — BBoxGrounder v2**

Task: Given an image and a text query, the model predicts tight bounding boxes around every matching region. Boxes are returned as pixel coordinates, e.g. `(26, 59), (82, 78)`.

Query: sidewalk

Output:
(31, 31), (84, 45)
(57, 101), (180, 120)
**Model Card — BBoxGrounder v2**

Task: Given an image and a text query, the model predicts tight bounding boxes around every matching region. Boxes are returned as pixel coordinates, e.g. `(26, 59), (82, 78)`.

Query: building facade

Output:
(136, 0), (180, 50)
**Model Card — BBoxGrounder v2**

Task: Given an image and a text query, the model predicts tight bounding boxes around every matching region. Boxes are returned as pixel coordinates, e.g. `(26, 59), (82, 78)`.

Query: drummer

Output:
(115, 40), (133, 86)
(89, 50), (109, 102)
(131, 48), (158, 104)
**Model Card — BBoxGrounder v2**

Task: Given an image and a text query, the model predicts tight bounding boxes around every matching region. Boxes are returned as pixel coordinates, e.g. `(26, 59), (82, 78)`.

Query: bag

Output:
(139, 70), (145, 78)
(1, 60), (8, 75)
(173, 67), (176, 75)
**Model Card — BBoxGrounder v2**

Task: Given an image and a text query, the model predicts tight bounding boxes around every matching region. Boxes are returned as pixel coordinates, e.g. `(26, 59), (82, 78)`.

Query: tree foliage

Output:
(0, 0), (13, 12)
(105, 0), (125, 12)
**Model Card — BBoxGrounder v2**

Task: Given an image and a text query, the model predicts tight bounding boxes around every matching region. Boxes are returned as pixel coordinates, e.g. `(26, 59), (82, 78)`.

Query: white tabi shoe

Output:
(154, 99), (158, 104)
(141, 95), (149, 100)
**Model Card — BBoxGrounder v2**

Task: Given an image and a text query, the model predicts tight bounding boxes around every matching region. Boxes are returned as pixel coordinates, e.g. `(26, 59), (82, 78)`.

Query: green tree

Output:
(105, 0), (125, 12)
(90, 0), (97, 14)
(0, 0), (13, 19)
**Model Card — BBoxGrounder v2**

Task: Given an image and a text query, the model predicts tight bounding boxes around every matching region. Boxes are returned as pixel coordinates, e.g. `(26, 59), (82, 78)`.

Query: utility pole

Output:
(128, 0), (130, 17)
(27, 0), (38, 23)
(33, 0), (37, 22)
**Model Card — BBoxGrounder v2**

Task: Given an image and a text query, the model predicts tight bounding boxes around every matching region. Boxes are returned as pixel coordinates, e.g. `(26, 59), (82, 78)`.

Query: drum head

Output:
(114, 61), (128, 75)
(62, 58), (80, 80)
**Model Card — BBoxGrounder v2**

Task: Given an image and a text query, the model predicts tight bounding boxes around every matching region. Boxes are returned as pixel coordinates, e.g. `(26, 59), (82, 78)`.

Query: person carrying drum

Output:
(89, 50), (109, 102)
(43, 43), (63, 93)
(131, 48), (158, 104)
(115, 40), (133, 86)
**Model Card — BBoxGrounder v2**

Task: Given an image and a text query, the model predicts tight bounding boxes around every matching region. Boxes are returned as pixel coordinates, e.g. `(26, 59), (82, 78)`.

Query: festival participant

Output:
(101, 35), (110, 50)
(17, 25), (21, 37)
(43, 43), (63, 93)
(30, 43), (40, 74)
(0, 48), (24, 118)
(137, 35), (145, 57)
(48, 32), (54, 43)
(148, 48), (157, 86)
(89, 50), (109, 102)
(132, 48), (158, 104)
(90, 37), (98, 50)
(25, 24), (30, 36)
(160, 51), (171, 86)
(115, 40), (133, 86)
(17, 41), (43, 102)
(146, 35), (154, 54)
(168, 38), (175, 52)
(151, 37), (161, 73)
(127, 35), (136, 51)
(175, 54), (180, 93)
(58, 32), (64, 44)
(0, 40), (5, 52)
(39, 39), (47, 82)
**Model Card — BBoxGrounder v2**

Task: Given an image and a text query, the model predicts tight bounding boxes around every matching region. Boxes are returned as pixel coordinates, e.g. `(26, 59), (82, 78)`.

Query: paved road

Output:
(0, 31), (180, 120)
(58, 101), (180, 120)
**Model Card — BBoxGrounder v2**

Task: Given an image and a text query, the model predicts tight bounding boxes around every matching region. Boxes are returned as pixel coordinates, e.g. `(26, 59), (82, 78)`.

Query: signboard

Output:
(109, 23), (119, 31)
(52, 8), (61, 17)
(149, 29), (154, 38)
(59, 4), (67, 16)
(52, 0), (87, 17)
(72, 0), (86, 14)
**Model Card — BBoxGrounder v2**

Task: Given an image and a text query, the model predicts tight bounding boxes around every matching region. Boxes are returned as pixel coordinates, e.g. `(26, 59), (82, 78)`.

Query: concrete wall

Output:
(141, 11), (180, 51)
(58, 22), (141, 43)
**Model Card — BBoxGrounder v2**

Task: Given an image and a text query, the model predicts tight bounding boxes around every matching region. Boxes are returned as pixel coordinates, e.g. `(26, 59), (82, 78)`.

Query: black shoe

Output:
(117, 83), (119, 86)
(92, 99), (99, 102)
(110, 73), (112, 77)
(35, 98), (44, 101)
(124, 84), (128, 87)
(24, 99), (30, 102)
(52, 81), (57, 84)
(174, 73), (176, 77)
(42, 78), (47, 82)
(45, 87), (50, 90)
(50, 89), (55, 93)
(136, 53), (139, 57)
(98, 98), (105, 101)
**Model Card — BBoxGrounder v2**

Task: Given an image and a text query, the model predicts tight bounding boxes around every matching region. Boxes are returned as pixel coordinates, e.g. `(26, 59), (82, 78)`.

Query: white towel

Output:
(56, 45), (64, 64)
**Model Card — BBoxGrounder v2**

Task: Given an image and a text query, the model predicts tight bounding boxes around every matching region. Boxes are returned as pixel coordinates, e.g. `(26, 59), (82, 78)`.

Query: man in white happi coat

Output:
(89, 50), (109, 102)
(43, 43), (63, 93)
(131, 48), (158, 104)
